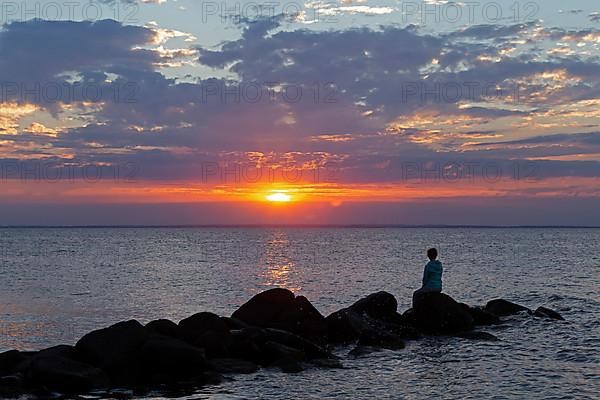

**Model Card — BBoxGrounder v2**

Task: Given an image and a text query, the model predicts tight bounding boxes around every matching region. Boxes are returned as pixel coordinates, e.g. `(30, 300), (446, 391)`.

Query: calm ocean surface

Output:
(0, 228), (599, 399)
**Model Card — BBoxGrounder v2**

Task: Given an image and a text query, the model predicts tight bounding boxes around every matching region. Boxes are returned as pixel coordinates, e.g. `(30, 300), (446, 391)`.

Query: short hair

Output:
(427, 248), (438, 260)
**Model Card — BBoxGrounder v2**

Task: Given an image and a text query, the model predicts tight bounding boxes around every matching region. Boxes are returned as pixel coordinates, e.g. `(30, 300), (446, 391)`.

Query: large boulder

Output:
(325, 308), (369, 343)
(178, 312), (231, 357)
(26, 352), (109, 393)
(75, 320), (149, 384)
(0, 350), (29, 376)
(231, 288), (327, 341)
(228, 327), (269, 363)
(146, 319), (181, 338)
(484, 299), (531, 316)
(139, 337), (206, 382)
(348, 291), (400, 321)
(407, 292), (474, 334)
(325, 292), (410, 343)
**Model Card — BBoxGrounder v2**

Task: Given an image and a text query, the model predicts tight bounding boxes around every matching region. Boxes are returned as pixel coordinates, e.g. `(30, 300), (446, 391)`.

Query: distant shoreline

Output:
(1, 225), (599, 229)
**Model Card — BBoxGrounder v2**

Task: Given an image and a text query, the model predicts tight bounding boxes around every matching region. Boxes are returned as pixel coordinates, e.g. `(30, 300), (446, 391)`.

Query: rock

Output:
(221, 317), (250, 330)
(484, 299), (531, 316)
(231, 288), (327, 341)
(348, 346), (382, 357)
(0, 374), (25, 398)
(139, 337), (206, 382)
(178, 312), (229, 342)
(455, 331), (500, 341)
(264, 328), (334, 360)
(228, 327), (269, 363)
(206, 358), (259, 374)
(408, 293), (474, 334)
(261, 341), (305, 363)
(26, 353), (109, 393)
(146, 319), (181, 338)
(356, 330), (405, 350)
(460, 304), (501, 326)
(270, 357), (303, 373)
(325, 292), (409, 343)
(325, 308), (368, 343)
(75, 320), (149, 384)
(348, 291), (400, 322)
(308, 358), (344, 369)
(178, 312), (231, 357)
(534, 306), (564, 320)
(0, 350), (28, 376)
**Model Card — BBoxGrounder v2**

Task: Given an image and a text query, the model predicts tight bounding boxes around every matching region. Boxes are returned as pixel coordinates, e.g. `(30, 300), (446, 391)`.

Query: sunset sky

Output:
(1, 0), (599, 225)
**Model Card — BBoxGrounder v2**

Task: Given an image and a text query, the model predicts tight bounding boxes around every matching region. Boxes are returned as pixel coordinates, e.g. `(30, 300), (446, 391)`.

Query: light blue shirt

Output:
(422, 260), (443, 290)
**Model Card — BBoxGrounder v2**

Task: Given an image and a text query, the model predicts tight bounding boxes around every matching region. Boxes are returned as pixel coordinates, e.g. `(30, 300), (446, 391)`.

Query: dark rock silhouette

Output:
(232, 288), (327, 341)
(484, 299), (531, 316)
(455, 331), (500, 341)
(0, 288), (565, 398)
(146, 319), (180, 338)
(459, 304), (501, 326)
(406, 292), (475, 334)
(75, 320), (149, 385)
(206, 358), (259, 374)
(533, 306), (564, 320)
(139, 336), (206, 382)
(27, 351), (109, 393)
(325, 291), (411, 343)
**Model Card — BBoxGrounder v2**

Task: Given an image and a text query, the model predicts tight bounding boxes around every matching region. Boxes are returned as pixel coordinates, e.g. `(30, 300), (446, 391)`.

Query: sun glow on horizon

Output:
(266, 191), (293, 202)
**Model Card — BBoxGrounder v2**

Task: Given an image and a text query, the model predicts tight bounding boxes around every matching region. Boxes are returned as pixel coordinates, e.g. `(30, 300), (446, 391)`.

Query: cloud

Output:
(1, 17), (600, 192)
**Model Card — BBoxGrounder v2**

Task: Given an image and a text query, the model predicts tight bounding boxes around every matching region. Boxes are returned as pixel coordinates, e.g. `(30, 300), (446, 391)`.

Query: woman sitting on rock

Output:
(412, 248), (443, 307)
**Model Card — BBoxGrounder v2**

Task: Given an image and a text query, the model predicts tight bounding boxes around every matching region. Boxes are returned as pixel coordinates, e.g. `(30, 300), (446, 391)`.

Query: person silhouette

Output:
(412, 248), (443, 307)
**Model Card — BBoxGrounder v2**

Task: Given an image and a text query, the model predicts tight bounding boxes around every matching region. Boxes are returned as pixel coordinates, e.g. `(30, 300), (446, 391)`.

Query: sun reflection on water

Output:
(261, 230), (302, 293)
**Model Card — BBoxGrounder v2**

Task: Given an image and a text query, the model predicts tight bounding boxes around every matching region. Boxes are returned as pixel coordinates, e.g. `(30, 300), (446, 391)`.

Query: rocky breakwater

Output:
(0, 288), (564, 398)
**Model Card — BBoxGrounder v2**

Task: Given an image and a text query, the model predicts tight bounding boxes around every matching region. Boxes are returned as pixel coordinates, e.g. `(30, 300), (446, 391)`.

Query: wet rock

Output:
(146, 319), (180, 338)
(221, 316), (250, 330)
(325, 308), (368, 343)
(139, 337), (206, 382)
(460, 304), (501, 326)
(356, 330), (405, 350)
(206, 358), (259, 374)
(231, 288), (327, 341)
(178, 312), (232, 357)
(484, 299), (531, 316)
(270, 357), (303, 373)
(348, 345), (382, 357)
(0, 350), (28, 376)
(407, 292), (474, 334)
(455, 331), (500, 341)
(262, 341), (305, 363)
(533, 306), (564, 320)
(228, 327), (269, 363)
(26, 353), (109, 393)
(348, 291), (400, 322)
(308, 358), (344, 369)
(75, 320), (149, 384)
(325, 292), (409, 343)
(178, 312), (229, 342)
(264, 329), (334, 360)
(0, 373), (25, 398)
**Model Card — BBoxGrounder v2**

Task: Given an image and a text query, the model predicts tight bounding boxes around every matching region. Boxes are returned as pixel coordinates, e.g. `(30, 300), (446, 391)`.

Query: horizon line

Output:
(1, 224), (599, 229)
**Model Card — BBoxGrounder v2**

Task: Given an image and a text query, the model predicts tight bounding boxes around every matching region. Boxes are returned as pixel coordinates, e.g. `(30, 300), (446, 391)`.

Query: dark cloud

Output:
(1, 18), (599, 188)
(0, 19), (157, 82)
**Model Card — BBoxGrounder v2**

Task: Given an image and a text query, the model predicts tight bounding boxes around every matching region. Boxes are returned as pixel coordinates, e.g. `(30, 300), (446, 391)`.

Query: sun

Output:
(266, 192), (292, 202)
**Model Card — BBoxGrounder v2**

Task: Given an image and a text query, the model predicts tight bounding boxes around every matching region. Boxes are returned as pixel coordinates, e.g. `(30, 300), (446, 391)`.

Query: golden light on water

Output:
(266, 191), (292, 202)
